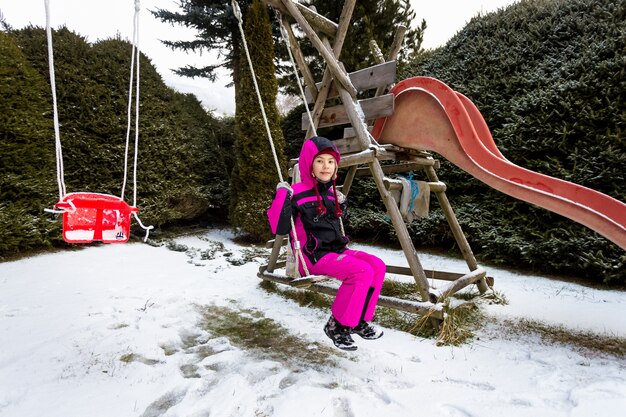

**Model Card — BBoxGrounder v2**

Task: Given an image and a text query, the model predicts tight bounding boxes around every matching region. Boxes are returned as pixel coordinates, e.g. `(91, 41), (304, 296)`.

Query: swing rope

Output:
(44, 0), (66, 200)
(121, 0), (141, 207)
(44, 0), (152, 241)
(275, 10), (317, 137)
(232, 0), (311, 277)
(124, 1), (152, 240)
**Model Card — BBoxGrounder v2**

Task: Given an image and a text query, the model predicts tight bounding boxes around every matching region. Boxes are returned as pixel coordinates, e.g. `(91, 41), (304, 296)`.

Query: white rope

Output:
(44, 0), (66, 199)
(132, 0), (141, 208)
(232, 0), (283, 182)
(232, 0), (310, 276)
(121, 0), (142, 206)
(126, 0), (153, 241)
(275, 11), (317, 137)
(44, 0), (152, 240)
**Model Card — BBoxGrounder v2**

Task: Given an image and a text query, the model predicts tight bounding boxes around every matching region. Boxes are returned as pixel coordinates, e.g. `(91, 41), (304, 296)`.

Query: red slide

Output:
(371, 76), (626, 250)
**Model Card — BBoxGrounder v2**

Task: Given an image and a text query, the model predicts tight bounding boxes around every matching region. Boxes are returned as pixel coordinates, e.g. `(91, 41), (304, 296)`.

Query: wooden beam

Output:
(304, 61), (397, 103)
(301, 94), (394, 130)
(353, 160), (436, 178)
(369, 39), (385, 63)
(282, 18), (318, 103)
(281, 0), (357, 98)
(388, 25), (407, 62)
(383, 178), (447, 193)
(435, 268), (488, 301)
(424, 166), (490, 293)
(340, 165), (358, 196)
(266, 234), (287, 272)
(266, 0), (337, 38)
(304, 1), (356, 137)
(258, 267), (444, 319)
(370, 25), (406, 97)
(331, 136), (370, 155)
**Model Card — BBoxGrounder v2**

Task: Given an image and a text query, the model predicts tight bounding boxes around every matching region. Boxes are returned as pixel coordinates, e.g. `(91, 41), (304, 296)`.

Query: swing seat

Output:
(54, 192), (138, 244)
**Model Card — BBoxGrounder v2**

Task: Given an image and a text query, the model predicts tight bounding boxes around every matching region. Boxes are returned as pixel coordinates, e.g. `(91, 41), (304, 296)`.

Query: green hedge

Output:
(1, 27), (230, 258)
(397, 0), (625, 284)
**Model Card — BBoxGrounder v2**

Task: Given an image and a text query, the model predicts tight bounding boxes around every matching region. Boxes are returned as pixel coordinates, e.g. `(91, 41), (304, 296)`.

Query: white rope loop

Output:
(44, 0), (66, 199)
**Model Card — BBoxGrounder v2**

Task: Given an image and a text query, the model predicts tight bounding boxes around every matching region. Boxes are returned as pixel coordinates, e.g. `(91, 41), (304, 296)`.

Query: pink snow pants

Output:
(302, 249), (386, 327)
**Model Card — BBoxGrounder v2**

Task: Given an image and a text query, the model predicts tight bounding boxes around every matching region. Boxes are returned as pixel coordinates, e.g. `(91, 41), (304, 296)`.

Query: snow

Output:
(1, 229), (625, 417)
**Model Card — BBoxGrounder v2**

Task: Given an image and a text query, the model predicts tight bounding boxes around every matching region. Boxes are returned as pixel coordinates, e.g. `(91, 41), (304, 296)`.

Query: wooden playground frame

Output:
(257, 0), (493, 322)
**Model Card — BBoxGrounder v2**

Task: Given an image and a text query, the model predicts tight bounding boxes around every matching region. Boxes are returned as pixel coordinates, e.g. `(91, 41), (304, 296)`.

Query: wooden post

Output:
(334, 79), (432, 300)
(280, 0), (357, 98)
(340, 166), (358, 196)
(266, 234), (286, 273)
(369, 40), (385, 63)
(425, 166), (490, 293)
(387, 25), (407, 63)
(304, 1), (356, 138)
(368, 158), (433, 300)
(266, 0), (338, 38)
(282, 18), (318, 103)
(371, 25), (406, 96)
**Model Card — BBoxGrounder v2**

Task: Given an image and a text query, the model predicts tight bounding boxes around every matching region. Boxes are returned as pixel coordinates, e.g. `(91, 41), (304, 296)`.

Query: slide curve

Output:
(371, 76), (626, 250)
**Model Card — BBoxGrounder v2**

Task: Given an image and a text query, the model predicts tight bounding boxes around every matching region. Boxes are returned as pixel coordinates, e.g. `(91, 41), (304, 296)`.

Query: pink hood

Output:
(298, 136), (341, 187)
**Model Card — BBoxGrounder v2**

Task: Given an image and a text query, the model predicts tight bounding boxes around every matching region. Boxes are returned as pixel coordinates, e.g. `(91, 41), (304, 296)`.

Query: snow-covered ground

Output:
(1, 229), (624, 417)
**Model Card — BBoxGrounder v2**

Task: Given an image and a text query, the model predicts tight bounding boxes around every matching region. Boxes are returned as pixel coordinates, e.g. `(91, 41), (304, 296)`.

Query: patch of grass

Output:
(259, 279), (495, 343)
(436, 303), (485, 346)
(259, 280), (333, 310)
(375, 306), (439, 339)
(180, 363), (201, 378)
(225, 246), (269, 266)
(452, 288), (509, 305)
(380, 280), (422, 301)
(196, 304), (341, 369)
(406, 301), (486, 346)
(165, 241), (189, 252)
(503, 318), (626, 359)
(159, 343), (178, 356)
(119, 353), (161, 365)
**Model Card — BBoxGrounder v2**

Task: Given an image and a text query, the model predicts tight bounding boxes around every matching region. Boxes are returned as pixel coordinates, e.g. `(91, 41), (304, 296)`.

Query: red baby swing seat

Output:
(54, 192), (138, 243)
(44, 1), (150, 244)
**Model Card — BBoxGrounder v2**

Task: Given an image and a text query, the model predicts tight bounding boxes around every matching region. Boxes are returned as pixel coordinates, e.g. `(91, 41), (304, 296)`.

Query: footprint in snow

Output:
(332, 397), (355, 417)
(438, 403), (474, 417)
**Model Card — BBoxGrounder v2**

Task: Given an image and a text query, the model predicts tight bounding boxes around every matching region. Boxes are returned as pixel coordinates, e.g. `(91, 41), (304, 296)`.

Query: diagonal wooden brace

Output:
(280, 0), (357, 99)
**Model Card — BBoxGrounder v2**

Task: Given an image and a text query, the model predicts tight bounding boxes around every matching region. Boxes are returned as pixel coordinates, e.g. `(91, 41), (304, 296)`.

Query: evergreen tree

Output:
(302, 0), (425, 72)
(0, 30), (60, 257)
(369, 0), (625, 285)
(6, 26), (230, 244)
(151, 0), (251, 99)
(152, 1), (424, 94)
(229, 0), (286, 240)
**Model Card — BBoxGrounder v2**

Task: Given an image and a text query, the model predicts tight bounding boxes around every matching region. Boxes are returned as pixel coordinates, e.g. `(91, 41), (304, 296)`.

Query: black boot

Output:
(352, 320), (384, 340)
(324, 315), (357, 351)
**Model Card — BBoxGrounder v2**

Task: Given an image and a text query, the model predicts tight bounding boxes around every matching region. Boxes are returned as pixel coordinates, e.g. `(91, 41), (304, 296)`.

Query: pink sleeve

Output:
(267, 188), (292, 235)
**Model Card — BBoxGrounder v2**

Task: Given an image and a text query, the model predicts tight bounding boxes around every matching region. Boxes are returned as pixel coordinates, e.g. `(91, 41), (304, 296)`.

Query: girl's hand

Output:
(277, 181), (293, 193)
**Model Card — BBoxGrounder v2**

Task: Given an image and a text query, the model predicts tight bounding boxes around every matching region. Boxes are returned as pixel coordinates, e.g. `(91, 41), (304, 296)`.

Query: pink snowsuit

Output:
(267, 137), (386, 327)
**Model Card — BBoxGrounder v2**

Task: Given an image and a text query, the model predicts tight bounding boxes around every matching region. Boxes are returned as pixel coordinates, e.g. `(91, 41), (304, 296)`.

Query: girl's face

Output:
(312, 153), (337, 183)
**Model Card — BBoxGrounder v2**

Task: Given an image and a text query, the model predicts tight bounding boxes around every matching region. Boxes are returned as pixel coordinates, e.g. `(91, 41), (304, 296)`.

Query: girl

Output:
(267, 136), (386, 351)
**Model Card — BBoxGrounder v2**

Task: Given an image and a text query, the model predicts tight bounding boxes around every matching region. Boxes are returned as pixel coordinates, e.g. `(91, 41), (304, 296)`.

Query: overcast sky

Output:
(1, 0), (518, 115)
